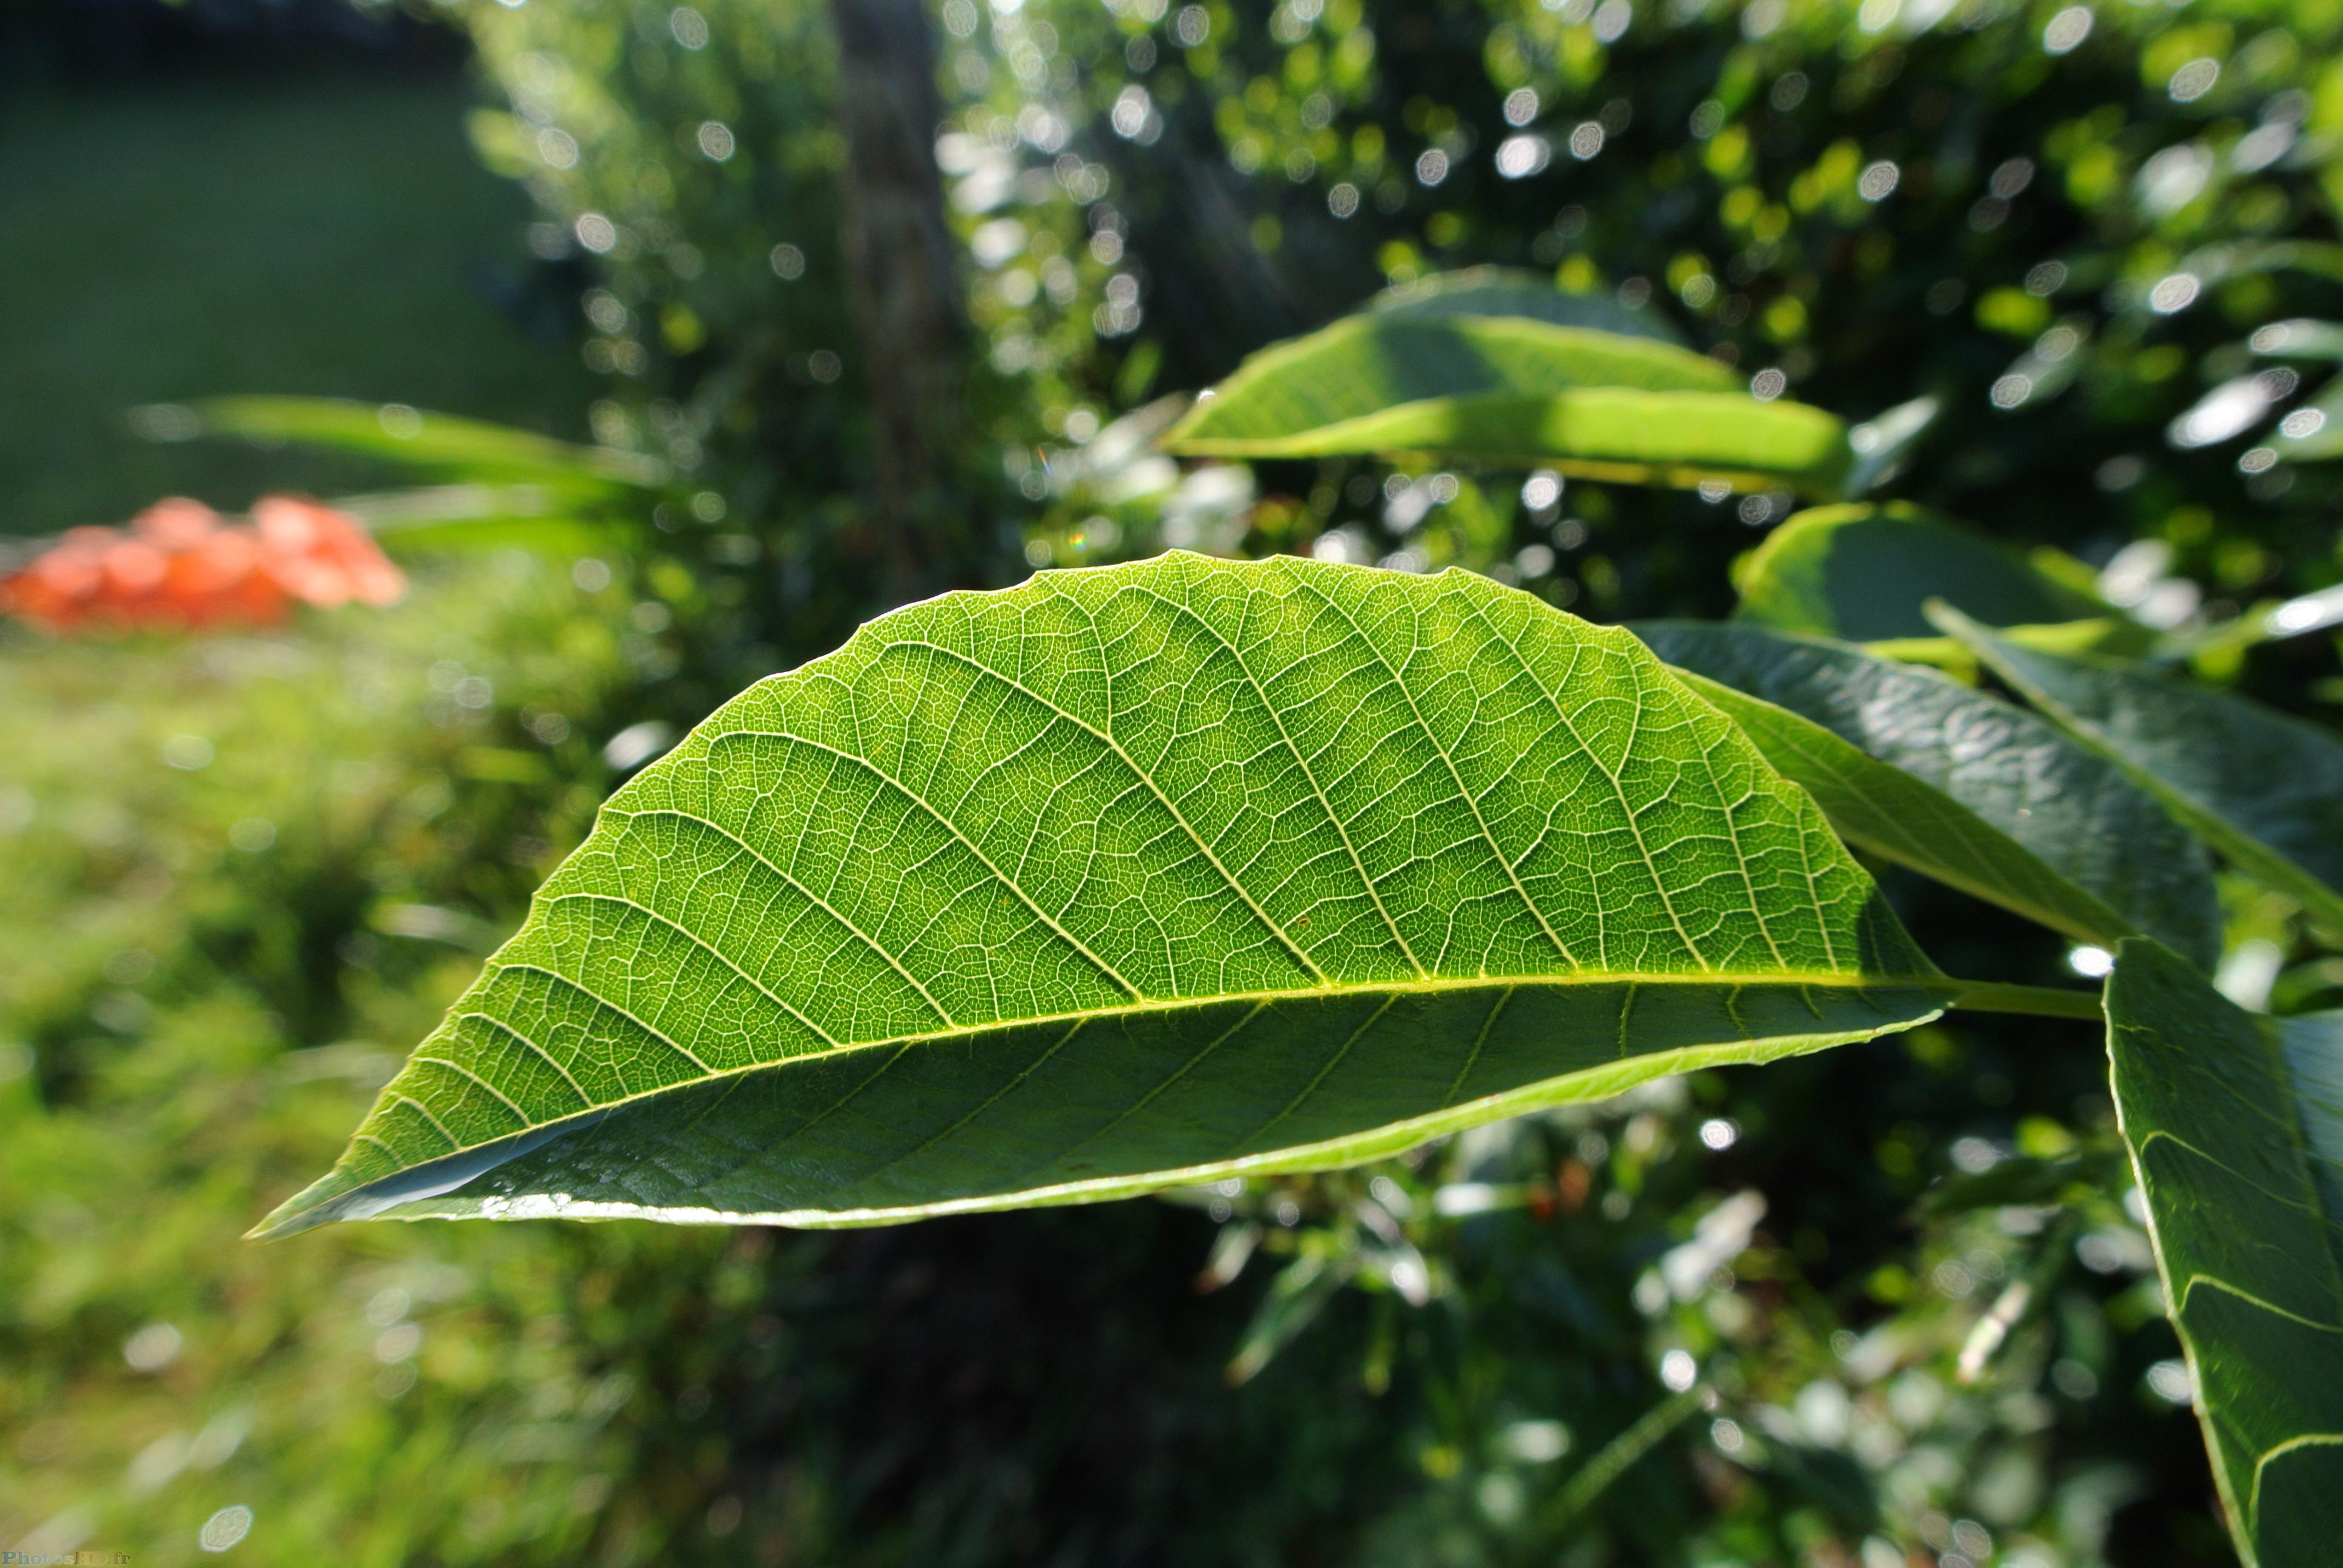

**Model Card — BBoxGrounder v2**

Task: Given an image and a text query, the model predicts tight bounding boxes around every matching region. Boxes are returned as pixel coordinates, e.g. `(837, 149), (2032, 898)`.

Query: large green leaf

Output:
(1734, 505), (2109, 644)
(258, 554), (1953, 1237)
(1163, 312), (1734, 446)
(1158, 304), (1851, 494)
(1941, 607), (2343, 936)
(1637, 622), (2221, 968)
(1170, 390), (1851, 496)
(2104, 939), (2343, 1568)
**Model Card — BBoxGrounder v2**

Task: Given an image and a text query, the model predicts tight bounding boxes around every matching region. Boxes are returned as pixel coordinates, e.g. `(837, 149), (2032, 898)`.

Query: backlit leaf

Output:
(258, 554), (1950, 1237)
(2105, 939), (2343, 1568)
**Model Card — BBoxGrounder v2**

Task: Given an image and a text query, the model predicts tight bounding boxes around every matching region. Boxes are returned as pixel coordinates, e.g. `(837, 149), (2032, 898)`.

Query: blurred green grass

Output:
(0, 70), (594, 534)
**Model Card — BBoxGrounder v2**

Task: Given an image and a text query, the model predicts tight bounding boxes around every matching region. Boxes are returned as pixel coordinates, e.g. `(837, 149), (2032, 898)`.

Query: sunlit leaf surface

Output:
(1734, 505), (2107, 643)
(1175, 389), (1850, 495)
(2105, 939), (2343, 1568)
(260, 554), (1946, 1236)
(1639, 622), (2220, 969)
(1162, 312), (1734, 448)
(1942, 607), (2343, 936)
(1159, 289), (1850, 492)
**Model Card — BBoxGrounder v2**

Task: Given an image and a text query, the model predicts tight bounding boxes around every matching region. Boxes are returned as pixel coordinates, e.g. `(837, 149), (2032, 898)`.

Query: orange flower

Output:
(2, 494), (395, 634)
(1, 526), (116, 629)
(254, 496), (405, 609)
(163, 527), (288, 628)
(131, 497), (223, 551)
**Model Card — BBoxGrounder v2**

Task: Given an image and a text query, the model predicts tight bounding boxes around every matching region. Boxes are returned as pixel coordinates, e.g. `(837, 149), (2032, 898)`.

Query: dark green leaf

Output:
(1941, 607), (2343, 936)
(1637, 622), (2221, 969)
(2105, 939), (2343, 1568)
(258, 554), (1949, 1237)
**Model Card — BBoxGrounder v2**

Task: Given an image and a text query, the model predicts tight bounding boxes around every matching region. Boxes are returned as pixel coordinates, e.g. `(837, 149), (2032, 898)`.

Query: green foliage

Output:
(190, 398), (670, 492)
(0, 562), (677, 1564)
(1943, 607), (2343, 938)
(266, 554), (1944, 1236)
(2104, 939), (2343, 1568)
(1671, 665), (2162, 958)
(1160, 298), (1856, 492)
(28, 0), (2343, 1559)
(1640, 619), (2224, 967)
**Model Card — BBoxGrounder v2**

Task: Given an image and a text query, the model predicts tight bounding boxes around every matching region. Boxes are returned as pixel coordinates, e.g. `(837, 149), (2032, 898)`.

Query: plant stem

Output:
(1944, 980), (2105, 1021)
(1546, 1387), (1705, 1530)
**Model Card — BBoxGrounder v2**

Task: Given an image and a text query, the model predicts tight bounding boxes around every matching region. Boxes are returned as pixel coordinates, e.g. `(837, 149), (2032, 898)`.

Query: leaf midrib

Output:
(396, 967), (1945, 1156)
(1168, 388), (1834, 459)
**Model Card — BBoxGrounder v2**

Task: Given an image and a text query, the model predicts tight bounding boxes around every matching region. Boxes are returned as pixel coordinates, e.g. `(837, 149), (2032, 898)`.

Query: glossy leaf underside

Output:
(260, 554), (1944, 1236)
(2105, 941), (2343, 1567)
(1635, 622), (2221, 969)
(1941, 609), (2343, 936)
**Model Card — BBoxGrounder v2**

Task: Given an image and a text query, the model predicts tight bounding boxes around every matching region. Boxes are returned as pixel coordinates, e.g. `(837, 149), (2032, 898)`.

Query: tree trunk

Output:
(827, 0), (968, 602)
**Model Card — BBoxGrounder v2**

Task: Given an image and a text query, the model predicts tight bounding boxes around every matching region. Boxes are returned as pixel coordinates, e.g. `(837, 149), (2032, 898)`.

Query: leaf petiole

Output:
(1943, 981), (2105, 1021)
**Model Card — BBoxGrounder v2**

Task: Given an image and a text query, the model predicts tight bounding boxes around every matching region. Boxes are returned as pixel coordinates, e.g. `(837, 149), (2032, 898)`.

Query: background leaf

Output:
(1734, 505), (2110, 644)
(336, 485), (627, 555)
(1638, 622), (2222, 969)
(261, 554), (1946, 1236)
(1172, 389), (1850, 496)
(1161, 310), (1735, 452)
(1158, 283), (1852, 493)
(185, 396), (670, 490)
(1367, 266), (1688, 344)
(2105, 939), (2343, 1568)
(1942, 607), (2343, 937)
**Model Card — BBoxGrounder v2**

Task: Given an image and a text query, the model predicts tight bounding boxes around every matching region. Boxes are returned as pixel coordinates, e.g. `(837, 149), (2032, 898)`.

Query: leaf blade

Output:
(266, 978), (1945, 1232)
(1167, 390), (1850, 495)
(1637, 622), (2221, 969)
(1670, 668), (2135, 950)
(261, 554), (1944, 1236)
(2105, 939), (2343, 1568)
(1939, 606), (2343, 935)
(1734, 504), (2109, 644)
(1161, 312), (1738, 455)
